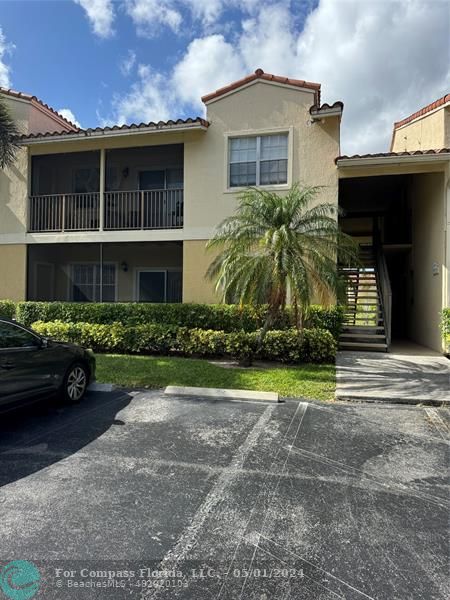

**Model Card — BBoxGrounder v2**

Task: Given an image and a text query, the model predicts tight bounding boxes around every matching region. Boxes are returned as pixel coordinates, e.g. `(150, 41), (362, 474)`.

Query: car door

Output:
(0, 320), (58, 405)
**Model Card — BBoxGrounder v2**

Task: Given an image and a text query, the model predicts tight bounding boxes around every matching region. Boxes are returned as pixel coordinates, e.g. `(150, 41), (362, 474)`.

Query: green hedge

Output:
(0, 300), (16, 319)
(441, 308), (450, 353)
(12, 301), (344, 338)
(31, 320), (337, 364)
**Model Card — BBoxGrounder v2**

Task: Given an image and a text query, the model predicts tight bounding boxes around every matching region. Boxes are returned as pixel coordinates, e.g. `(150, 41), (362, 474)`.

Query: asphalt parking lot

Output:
(0, 389), (449, 599)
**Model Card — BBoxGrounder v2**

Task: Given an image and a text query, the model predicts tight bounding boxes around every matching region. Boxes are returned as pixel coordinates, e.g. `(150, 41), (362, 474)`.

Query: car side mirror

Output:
(40, 337), (49, 349)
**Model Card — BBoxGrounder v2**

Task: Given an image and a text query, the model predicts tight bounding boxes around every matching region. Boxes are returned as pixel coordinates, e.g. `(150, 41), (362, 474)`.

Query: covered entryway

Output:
(337, 155), (448, 353)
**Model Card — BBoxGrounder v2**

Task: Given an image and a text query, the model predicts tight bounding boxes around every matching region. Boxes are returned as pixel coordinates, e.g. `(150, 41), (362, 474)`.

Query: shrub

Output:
(0, 300), (16, 319)
(260, 329), (304, 363)
(441, 308), (450, 353)
(17, 301), (344, 338)
(31, 320), (336, 364)
(302, 328), (337, 363)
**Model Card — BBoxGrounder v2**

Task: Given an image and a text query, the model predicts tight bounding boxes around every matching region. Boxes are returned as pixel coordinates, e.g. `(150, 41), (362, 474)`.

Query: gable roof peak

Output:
(201, 69), (321, 105)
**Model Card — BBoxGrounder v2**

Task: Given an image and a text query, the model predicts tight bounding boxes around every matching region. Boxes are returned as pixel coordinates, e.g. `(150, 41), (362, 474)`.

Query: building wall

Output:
(183, 81), (340, 302)
(391, 108), (446, 152)
(445, 107), (450, 148)
(28, 105), (74, 136)
(409, 172), (445, 351)
(184, 81), (340, 240)
(0, 244), (27, 301)
(183, 240), (220, 303)
(1, 82), (341, 305)
(445, 161), (450, 313)
(0, 146), (29, 240)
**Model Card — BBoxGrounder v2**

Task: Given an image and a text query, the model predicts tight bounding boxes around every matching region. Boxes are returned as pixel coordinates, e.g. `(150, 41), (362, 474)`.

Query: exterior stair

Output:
(339, 246), (388, 352)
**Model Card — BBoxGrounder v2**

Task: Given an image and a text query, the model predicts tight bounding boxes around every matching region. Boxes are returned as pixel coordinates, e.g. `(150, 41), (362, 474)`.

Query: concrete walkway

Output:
(336, 342), (450, 404)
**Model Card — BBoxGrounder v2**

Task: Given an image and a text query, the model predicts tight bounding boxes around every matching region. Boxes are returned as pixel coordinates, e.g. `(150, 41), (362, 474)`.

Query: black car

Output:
(0, 318), (95, 410)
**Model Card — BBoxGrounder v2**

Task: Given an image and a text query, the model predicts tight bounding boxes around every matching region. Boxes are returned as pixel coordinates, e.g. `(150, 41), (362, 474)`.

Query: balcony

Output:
(28, 189), (183, 232)
(29, 144), (184, 234)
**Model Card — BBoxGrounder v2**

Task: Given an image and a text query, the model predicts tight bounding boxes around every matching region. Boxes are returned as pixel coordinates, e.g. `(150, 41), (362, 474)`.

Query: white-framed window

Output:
(228, 133), (288, 188)
(70, 263), (117, 302)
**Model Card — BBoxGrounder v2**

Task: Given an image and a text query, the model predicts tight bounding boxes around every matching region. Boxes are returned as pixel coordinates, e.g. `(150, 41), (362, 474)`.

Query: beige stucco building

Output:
(0, 72), (449, 351)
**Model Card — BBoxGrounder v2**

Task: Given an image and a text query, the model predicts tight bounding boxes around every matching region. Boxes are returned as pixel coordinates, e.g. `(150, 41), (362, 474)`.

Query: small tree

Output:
(0, 95), (20, 169)
(207, 184), (357, 340)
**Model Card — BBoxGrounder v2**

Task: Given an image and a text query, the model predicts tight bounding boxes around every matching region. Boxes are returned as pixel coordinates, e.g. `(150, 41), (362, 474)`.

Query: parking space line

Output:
(424, 408), (449, 442)
(141, 402), (276, 599)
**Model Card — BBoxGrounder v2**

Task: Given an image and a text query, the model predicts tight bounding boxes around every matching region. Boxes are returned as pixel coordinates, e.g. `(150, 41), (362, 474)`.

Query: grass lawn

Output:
(96, 354), (336, 400)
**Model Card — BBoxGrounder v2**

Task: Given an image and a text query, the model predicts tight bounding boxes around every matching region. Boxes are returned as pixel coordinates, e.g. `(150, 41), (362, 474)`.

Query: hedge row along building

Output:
(0, 70), (449, 352)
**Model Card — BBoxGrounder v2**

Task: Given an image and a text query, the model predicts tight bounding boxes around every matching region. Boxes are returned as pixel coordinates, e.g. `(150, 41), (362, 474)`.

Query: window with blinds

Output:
(70, 264), (116, 302)
(229, 133), (288, 188)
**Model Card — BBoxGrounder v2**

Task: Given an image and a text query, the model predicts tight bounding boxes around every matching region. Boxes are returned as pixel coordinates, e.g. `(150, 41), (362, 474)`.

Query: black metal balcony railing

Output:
(28, 189), (184, 233)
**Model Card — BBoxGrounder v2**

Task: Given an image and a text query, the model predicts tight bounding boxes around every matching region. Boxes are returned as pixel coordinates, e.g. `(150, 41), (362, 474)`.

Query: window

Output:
(229, 133), (288, 188)
(139, 168), (184, 191)
(0, 321), (40, 349)
(136, 269), (182, 303)
(70, 264), (116, 302)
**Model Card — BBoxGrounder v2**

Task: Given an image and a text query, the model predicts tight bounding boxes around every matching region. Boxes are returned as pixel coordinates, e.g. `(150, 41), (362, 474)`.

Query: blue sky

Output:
(0, 0), (448, 154)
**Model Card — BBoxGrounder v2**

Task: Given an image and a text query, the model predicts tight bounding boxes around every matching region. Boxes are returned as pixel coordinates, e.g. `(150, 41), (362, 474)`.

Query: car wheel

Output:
(62, 363), (88, 403)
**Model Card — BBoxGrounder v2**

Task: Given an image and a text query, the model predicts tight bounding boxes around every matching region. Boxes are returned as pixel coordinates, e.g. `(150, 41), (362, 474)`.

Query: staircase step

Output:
(340, 333), (386, 339)
(345, 309), (379, 314)
(339, 341), (388, 352)
(342, 326), (385, 332)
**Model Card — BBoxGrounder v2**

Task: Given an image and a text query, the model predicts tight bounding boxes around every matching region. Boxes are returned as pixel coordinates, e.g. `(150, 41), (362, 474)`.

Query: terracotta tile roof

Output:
(17, 117), (210, 142)
(201, 68), (321, 104)
(310, 101), (343, 115)
(393, 93), (450, 130)
(336, 148), (450, 163)
(0, 87), (79, 131)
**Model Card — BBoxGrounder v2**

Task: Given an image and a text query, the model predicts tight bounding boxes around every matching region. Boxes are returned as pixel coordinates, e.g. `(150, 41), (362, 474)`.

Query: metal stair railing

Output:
(375, 244), (392, 348)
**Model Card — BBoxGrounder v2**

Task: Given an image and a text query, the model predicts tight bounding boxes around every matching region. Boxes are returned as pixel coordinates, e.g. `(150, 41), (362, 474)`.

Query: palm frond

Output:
(0, 96), (20, 169)
(206, 183), (358, 327)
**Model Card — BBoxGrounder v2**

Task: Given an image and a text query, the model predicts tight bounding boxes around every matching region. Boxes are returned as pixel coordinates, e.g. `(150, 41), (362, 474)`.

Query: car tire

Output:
(61, 362), (89, 404)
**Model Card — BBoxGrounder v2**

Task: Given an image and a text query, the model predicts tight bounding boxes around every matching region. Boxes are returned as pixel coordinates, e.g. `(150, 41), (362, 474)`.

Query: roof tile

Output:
(336, 148), (450, 163)
(393, 93), (450, 129)
(17, 117), (210, 142)
(201, 69), (321, 104)
(0, 87), (79, 131)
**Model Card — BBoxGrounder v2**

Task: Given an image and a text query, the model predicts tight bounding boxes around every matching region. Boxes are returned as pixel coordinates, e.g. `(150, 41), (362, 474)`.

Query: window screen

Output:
(229, 134), (288, 187)
(71, 264), (116, 302)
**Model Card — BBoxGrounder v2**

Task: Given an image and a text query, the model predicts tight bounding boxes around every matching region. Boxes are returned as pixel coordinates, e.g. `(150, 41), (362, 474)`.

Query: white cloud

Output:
(109, 0), (449, 154)
(58, 108), (82, 128)
(120, 50), (137, 76)
(173, 35), (244, 107)
(74, 0), (115, 38)
(112, 65), (174, 124)
(124, 0), (264, 36)
(0, 27), (12, 88)
(124, 0), (182, 36)
(296, 0), (450, 154)
(239, 4), (297, 75)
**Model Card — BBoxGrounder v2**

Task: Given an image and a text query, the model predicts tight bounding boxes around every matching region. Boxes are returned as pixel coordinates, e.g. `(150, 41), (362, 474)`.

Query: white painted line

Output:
(164, 385), (279, 403)
(424, 407), (450, 441)
(141, 403), (276, 600)
(88, 382), (114, 392)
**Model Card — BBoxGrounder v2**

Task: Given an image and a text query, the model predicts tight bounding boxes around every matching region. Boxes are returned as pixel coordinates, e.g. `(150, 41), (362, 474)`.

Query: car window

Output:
(0, 322), (40, 349)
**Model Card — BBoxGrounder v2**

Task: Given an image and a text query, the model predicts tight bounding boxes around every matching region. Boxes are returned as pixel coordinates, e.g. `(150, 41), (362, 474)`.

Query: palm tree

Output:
(0, 95), (20, 169)
(206, 183), (357, 335)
